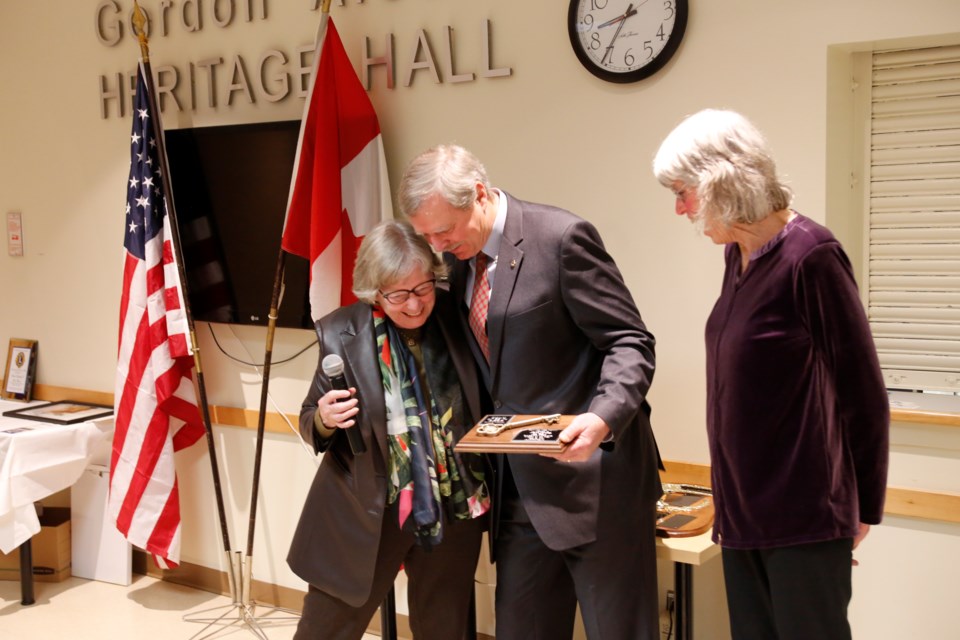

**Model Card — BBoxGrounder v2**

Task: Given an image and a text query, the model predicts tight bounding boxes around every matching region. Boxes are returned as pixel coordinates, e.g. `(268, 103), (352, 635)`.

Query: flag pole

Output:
(131, 0), (241, 613)
(221, 0), (337, 627)
(250, 1), (399, 636)
(207, 0), (336, 631)
(241, 0), (333, 607)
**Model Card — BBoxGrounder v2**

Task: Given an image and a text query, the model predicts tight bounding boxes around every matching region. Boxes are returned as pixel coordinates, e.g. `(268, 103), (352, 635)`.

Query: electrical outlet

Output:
(666, 589), (676, 613)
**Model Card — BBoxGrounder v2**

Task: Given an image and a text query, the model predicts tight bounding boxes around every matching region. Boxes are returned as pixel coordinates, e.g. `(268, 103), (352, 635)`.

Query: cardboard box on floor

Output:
(0, 507), (71, 582)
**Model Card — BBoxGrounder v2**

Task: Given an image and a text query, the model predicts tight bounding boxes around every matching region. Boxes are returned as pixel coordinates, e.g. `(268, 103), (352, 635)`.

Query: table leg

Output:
(19, 538), (35, 606)
(380, 586), (397, 640)
(674, 561), (693, 640)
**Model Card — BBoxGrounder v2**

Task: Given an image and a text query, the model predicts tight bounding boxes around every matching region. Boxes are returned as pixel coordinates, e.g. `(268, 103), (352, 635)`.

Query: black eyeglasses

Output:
(379, 278), (437, 304)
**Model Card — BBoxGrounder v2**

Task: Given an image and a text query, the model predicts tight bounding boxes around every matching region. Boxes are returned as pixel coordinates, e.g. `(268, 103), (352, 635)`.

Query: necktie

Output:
(469, 252), (491, 361)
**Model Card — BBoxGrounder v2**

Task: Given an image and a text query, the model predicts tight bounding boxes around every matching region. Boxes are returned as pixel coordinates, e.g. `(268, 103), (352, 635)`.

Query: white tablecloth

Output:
(0, 400), (113, 554)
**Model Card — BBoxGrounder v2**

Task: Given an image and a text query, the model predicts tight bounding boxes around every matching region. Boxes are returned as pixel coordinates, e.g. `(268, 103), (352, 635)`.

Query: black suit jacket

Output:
(286, 292), (482, 607)
(453, 193), (661, 551)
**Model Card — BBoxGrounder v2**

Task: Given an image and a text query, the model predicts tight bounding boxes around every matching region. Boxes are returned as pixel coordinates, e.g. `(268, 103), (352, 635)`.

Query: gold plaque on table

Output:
(454, 414), (573, 454)
(655, 483), (715, 538)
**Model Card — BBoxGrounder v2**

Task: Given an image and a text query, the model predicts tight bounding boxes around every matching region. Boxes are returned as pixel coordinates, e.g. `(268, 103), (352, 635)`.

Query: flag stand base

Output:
(182, 551), (300, 639)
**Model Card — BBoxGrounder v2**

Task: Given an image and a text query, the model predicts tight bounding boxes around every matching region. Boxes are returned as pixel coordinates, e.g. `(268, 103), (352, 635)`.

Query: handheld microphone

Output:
(321, 354), (366, 455)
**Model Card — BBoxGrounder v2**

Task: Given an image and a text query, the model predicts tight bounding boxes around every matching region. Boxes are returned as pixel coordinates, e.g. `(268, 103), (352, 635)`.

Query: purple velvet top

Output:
(705, 213), (889, 549)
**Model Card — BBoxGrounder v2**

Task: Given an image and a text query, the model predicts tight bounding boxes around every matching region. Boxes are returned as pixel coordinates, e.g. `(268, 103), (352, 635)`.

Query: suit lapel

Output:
(449, 255), (469, 309)
(487, 193), (524, 390)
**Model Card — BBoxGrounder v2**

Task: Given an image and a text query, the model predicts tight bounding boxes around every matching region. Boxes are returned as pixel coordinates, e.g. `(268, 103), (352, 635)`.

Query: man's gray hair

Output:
(653, 109), (792, 226)
(352, 219), (448, 304)
(397, 144), (491, 217)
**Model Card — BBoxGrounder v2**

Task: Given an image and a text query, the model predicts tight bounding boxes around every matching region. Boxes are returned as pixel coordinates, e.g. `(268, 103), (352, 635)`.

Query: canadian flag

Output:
(282, 15), (392, 320)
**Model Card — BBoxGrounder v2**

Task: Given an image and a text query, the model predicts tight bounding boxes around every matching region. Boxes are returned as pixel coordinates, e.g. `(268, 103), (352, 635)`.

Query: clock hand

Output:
(601, 3), (634, 65)
(597, 5), (640, 29)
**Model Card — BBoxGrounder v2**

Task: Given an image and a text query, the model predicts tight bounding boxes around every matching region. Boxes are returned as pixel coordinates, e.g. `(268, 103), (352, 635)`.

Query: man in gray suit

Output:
(399, 145), (662, 640)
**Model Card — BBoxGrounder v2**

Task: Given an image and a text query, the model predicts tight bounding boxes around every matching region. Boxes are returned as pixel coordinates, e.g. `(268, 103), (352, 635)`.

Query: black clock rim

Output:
(567, 0), (689, 84)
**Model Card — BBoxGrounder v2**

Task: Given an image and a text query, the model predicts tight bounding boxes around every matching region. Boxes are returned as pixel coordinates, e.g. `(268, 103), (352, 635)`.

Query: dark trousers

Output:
(294, 513), (483, 640)
(493, 479), (659, 640)
(721, 538), (854, 640)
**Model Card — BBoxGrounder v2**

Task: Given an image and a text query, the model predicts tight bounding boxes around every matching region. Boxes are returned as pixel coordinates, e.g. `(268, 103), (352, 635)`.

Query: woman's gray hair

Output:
(652, 109), (792, 226)
(397, 144), (491, 217)
(352, 219), (448, 304)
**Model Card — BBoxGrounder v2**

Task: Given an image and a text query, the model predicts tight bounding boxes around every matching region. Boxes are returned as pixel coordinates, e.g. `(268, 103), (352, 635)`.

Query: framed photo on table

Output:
(2, 400), (113, 425)
(2, 338), (37, 401)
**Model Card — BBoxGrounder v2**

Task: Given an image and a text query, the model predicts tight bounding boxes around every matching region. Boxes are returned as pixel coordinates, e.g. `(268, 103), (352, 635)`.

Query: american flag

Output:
(108, 63), (205, 569)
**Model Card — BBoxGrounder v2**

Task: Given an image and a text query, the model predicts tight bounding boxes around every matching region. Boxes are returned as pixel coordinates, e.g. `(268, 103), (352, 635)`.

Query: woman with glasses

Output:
(288, 219), (491, 640)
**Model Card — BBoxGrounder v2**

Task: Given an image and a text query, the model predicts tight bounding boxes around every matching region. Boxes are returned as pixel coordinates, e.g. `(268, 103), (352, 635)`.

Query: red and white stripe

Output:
(110, 216), (204, 569)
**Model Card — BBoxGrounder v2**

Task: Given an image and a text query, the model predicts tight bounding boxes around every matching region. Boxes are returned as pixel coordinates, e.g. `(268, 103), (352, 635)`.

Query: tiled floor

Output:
(0, 575), (381, 640)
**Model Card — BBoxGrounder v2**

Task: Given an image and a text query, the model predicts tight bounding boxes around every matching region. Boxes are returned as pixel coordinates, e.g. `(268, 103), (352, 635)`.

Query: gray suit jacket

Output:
(286, 293), (482, 607)
(452, 193), (661, 551)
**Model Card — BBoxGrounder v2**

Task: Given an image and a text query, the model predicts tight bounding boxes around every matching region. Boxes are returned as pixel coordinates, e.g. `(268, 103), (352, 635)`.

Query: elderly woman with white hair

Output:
(653, 109), (889, 640)
(287, 219), (490, 640)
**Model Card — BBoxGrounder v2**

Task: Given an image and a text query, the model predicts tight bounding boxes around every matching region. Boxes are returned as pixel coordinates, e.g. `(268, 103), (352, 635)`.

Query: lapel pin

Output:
(510, 259), (517, 269)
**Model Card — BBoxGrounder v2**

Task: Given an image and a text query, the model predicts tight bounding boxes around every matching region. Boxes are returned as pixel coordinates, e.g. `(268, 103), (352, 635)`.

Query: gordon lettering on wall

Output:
(94, 0), (514, 118)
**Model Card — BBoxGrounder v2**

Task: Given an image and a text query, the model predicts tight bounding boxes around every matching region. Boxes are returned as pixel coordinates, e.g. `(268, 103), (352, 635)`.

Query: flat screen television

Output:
(164, 120), (313, 329)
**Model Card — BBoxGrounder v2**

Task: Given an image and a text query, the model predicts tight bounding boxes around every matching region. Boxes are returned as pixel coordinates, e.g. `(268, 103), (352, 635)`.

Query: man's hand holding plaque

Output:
(542, 412), (612, 462)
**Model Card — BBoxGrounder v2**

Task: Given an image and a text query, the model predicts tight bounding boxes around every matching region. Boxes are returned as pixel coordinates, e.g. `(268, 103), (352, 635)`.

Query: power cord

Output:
(203, 322), (321, 465)
(206, 322), (317, 366)
(665, 590), (676, 640)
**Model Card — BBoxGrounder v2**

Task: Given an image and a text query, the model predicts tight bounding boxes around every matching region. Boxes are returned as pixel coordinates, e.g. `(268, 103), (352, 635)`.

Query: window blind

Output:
(868, 45), (960, 392)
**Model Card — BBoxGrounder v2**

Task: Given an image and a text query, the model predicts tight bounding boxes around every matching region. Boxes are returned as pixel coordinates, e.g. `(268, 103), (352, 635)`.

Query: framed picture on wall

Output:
(2, 400), (113, 425)
(2, 338), (38, 401)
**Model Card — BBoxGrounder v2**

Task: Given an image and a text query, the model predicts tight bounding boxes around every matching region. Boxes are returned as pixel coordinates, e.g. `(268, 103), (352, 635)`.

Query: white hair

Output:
(352, 219), (447, 304)
(397, 144), (490, 217)
(653, 109), (792, 226)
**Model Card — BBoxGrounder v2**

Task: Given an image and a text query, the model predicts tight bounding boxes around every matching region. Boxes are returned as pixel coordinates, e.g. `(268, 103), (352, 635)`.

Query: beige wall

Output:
(2, 1), (960, 638)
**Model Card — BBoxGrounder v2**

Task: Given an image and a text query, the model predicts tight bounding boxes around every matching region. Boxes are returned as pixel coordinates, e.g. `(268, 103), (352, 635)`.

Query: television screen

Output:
(164, 120), (313, 330)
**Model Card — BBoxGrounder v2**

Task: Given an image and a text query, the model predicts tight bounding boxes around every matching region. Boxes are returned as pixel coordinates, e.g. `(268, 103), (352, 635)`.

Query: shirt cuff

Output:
(314, 409), (337, 439)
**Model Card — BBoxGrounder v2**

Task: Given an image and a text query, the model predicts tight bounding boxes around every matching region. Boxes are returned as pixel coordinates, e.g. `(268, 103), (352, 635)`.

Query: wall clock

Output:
(568, 0), (688, 83)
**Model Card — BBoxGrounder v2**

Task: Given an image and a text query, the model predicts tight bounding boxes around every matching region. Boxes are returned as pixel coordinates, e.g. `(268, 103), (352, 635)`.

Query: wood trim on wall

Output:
(891, 408), (960, 428)
(661, 460), (960, 524)
(885, 487), (960, 524)
(26, 385), (960, 525)
(28, 383), (959, 433)
(208, 404), (301, 436)
(139, 552), (306, 612)
(32, 383), (113, 407)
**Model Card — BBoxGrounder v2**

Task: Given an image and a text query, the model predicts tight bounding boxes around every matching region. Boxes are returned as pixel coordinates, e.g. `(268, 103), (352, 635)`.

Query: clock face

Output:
(568, 0), (688, 83)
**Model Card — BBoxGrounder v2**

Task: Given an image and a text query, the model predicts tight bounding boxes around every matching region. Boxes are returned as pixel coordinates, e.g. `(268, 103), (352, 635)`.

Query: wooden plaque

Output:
(2, 338), (37, 401)
(656, 484), (715, 538)
(455, 414), (574, 454)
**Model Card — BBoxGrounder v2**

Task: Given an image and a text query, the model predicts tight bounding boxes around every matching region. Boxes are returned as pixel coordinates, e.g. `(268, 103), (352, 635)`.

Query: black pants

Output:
(294, 513), (483, 640)
(721, 538), (854, 640)
(493, 473), (659, 640)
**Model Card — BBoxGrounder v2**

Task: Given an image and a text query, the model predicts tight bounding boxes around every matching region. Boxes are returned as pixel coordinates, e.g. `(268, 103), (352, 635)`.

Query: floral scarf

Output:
(373, 308), (489, 548)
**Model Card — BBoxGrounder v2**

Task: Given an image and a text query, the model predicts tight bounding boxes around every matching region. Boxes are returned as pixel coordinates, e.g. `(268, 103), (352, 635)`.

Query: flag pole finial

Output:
(132, 1), (150, 61)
